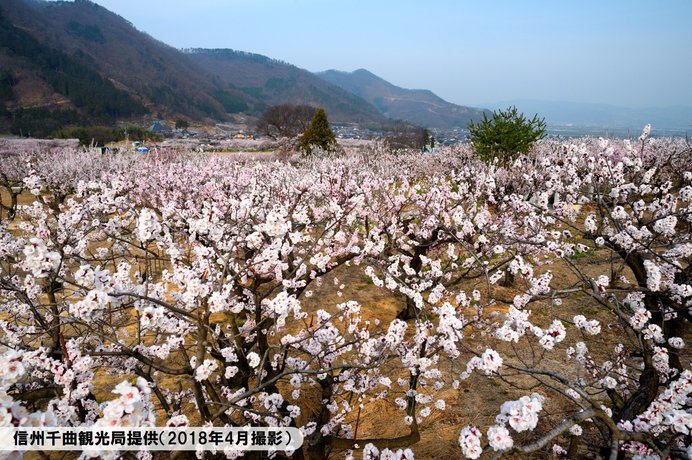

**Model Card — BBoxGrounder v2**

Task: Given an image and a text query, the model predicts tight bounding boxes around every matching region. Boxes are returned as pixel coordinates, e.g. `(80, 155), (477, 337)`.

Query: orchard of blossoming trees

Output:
(0, 129), (690, 460)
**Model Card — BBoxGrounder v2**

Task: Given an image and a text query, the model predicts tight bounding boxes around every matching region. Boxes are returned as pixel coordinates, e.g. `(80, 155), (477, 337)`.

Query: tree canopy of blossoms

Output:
(0, 130), (690, 459)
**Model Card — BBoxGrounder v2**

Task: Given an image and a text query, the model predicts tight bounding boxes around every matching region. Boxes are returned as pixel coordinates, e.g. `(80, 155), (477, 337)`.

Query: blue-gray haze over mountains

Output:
(481, 100), (692, 134)
(3, 0), (691, 137)
(69, 0), (692, 110)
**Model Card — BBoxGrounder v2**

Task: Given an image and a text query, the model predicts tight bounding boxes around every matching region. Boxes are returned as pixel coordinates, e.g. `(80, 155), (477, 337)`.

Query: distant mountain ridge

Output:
(317, 69), (489, 129)
(184, 49), (385, 124)
(0, 0), (490, 137)
(0, 0), (388, 135)
(2, 0), (686, 139)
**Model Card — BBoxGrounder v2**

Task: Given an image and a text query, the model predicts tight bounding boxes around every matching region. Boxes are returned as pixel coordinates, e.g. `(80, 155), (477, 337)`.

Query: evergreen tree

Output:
(468, 106), (546, 165)
(300, 108), (337, 155)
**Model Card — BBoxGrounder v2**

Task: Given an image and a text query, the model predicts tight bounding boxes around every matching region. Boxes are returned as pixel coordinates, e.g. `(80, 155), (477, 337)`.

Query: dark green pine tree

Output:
(467, 106), (546, 166)
(300, 108), (337, 155)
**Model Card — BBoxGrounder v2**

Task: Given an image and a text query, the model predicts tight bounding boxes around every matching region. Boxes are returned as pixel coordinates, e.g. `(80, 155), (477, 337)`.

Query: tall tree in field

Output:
(300, 108), (337, 155)
(468, 106), (546, 165)
(256, 104), (316, 139)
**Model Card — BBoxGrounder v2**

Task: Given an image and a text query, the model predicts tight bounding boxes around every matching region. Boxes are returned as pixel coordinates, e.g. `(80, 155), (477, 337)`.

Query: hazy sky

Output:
(81, 0), (691, 108)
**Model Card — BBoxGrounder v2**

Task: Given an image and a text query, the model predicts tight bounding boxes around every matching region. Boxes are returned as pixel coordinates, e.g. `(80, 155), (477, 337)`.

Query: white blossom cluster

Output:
(136, 208), (162, 242)
(573, 315), (601, 335)
(22, 237), (60, 278)
(495, 393), (545, 433)
(458, 425), (483, 459)
(0, 135), (690, 459)
(361, 443), (414, 460)
(623, 370), (692, 435)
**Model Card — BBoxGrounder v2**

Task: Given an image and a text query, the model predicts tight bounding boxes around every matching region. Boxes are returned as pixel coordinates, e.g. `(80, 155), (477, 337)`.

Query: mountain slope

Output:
(1, 0), (485, 134)
(185, 49), (386, 124)
(0, 0), (254, 122)
(317, 69), (489, 129)
(0, 7), (146, 119)
(0, 0), (386, 132)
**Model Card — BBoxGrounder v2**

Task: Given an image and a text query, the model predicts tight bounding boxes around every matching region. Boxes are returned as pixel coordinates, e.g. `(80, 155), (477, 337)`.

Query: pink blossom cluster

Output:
(495, 393), (545, 433)
(623, 370), (692, 435)
(572, 314), (601, 335)
(21, 237), (60, 278)
(458, 425), (483, 459)
(361, 443), (414, 460)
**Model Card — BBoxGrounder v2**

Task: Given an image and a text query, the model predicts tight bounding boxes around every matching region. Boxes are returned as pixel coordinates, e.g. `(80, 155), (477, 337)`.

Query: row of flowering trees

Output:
(0, 131), (690, 459)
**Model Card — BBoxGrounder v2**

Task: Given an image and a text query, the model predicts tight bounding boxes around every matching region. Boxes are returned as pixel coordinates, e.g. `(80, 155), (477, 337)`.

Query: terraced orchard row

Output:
(0, 134), (690, 459)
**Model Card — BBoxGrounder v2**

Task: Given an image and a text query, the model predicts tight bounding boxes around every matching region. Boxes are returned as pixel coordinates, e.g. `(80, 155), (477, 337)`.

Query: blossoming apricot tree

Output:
(0, 130), (689, 459)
